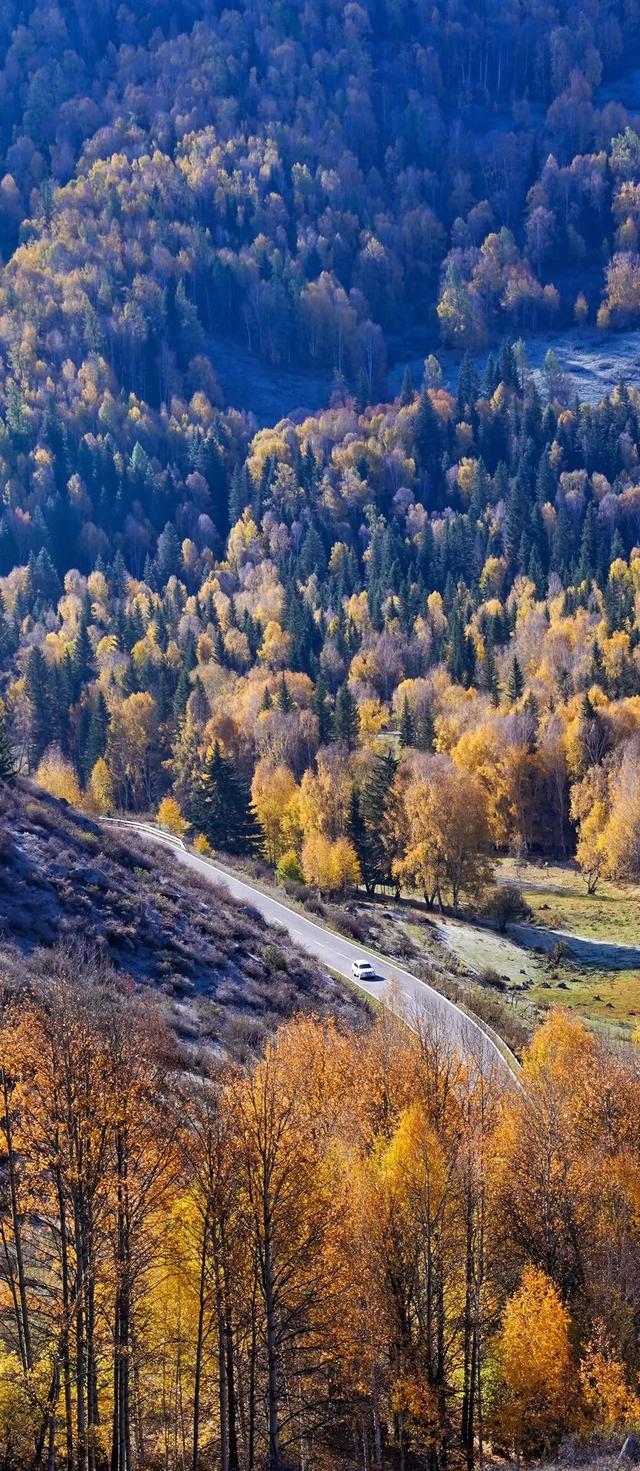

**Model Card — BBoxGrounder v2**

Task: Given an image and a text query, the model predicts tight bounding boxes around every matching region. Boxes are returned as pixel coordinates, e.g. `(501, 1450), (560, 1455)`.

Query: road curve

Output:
(103, 818), (519, 1081)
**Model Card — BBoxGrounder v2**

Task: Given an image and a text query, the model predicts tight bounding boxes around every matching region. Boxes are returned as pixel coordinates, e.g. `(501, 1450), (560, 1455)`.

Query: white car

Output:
(351, 958), (376, 981)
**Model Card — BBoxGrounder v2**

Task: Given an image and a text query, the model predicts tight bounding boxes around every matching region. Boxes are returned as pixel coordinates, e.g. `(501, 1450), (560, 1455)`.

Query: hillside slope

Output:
(0, 779), (368, 1055)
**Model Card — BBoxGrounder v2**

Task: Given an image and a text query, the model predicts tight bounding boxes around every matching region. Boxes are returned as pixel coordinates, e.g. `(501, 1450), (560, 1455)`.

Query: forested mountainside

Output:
(2, 0), (640, 413)
(5, 5), (640, 1471)
(1, 0), (640, 902)
(4, 356), (640, 900)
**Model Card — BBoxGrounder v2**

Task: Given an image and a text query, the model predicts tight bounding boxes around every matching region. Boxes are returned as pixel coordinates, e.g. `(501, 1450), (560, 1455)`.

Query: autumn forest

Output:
(2, 0), (640, 1466)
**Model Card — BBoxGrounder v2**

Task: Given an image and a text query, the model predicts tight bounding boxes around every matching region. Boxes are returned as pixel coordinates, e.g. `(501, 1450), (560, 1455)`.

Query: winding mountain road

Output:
(103, 818), (519, 1080)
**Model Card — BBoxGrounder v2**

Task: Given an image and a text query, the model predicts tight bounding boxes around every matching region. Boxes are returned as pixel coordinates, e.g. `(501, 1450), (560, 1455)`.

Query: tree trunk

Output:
(192, 1205), (210, 1471)
(74, 1212), (87, 1471)
(111, 1129), (132, 1471)
(1, 1070), (32, 1372)
(225, 1295), (239, 1471)
(262, 1180), (280, 1470)
(54, 1161), (74, 1471)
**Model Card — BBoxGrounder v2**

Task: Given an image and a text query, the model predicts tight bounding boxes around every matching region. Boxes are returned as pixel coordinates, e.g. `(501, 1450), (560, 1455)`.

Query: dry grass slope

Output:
(0, 780), (369, 1057)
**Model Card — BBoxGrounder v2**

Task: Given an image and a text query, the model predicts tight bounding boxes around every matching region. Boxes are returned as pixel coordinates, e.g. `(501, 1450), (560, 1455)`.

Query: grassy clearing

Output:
(499, 857), (640, 947)
(530, 963), (640, 1035)
(401, 866), (640, 1038)
(483, 858), (640, 1035)
(435, 917), (546, 986)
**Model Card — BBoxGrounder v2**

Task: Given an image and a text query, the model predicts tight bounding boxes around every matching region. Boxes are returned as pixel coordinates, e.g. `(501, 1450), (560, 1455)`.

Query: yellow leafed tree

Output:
(36, 746), (84, 808)
(495, 1264), (572, 1458)
(157, 795), (189, 837)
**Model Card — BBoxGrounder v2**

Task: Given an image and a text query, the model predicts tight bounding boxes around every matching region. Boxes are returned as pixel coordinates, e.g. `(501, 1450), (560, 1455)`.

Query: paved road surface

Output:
(104, 819), (518, 1080)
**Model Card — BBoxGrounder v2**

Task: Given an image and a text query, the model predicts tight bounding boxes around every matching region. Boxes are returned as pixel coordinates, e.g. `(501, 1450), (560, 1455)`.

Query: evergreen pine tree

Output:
(482, 630), (499, 701)
(190, 743), (259, 855)
(25, 646), (54, 770)
(551, 505), (573, 581)
(81, 691), (109, 781)
(228, 466), (250, 525)
(173, 668), (191, 722)
(415, 704), (435, 751)
(506, 654), (524, 704)
(183, 633), (198, 672)
(155, 607), (169, 652)
(143, 554), (159, 591)
(312, 675), (332, 744)
(121, 660), (138, 697)
(457, 351), (480, 417)
(398, 694), (415, 748)
(582, 691), (596, 721)
(0, 703), (15, 784)
(505, 473), (530, 567)
(110, 550), (128, 598)
(33, 548), (61, 604)
(590, 640), (606, 688)
(213, 628), (227, 666)
(611, 528), (625, 563)
(400, 365), (414, 405)
(498, 339), (518, 388)
(528, 546), (545, 599)
(276, 674), (293, 713)
(347, 787), (368, 881)
(72, 615), (93, 696)
(535, 447), (556, 504)
(483, 353), (498, 397)
(417, 521), (435, 583)
(517, 528), (531, 575)
(54, 656), (73, 751)
(190, 677), (209, 727)
(298, 527), (327, 580)
(414, 389), (438, 471)
(157, 522), (181, 583)
(579, 503), (597, 583)
(358, 750), (399, 893)
(334, 683), (359, 750)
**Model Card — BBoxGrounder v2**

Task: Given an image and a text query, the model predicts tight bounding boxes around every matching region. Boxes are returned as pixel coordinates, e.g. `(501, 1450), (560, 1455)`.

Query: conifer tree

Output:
(0, 702), (15, 784)
(400, 365), (414, 404)
(398, 694), (415, 748)
(190, 677), (209, 727)
(579, 503), (597, 583)
(507, 654), (525, 704)
(590, 640), (606, 688)
(334, 684), (359, 751)
(33, 548), (61, 604)
(156, 522), (181, 583)
(72, 615), (93, 697)
(81, 691), (109, 782)
(228, 465), (250, 525)
(312, 675), (332, 744)
(482, 633), (500, 705)
(173, 668), (191, 723)
(25, 646), (54, 771)
(528, 546), (545, 599)
(505, 473), (530, 567)
(415, 704), (435, 751)
(414, 388), (439, 471)
(276, 674), (292, 714)
(357, 749), (400, 893)
(190, 743), (259, 855)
